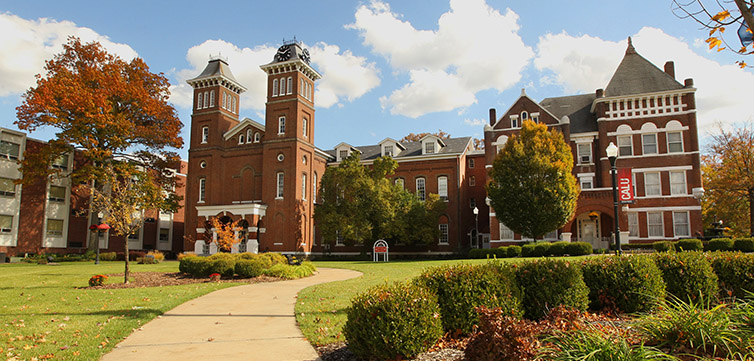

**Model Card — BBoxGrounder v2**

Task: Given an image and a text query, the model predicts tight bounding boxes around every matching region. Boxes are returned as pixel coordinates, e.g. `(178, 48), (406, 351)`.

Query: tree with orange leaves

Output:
(209, 217), (243, 252)
(15, 37), (183, 275)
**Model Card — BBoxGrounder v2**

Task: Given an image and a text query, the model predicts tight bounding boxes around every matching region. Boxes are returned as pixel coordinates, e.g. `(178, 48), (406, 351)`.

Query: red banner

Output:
(618, 168), (634, 202)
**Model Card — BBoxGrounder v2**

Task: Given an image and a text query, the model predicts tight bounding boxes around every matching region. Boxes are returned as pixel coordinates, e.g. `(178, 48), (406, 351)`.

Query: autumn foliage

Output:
(209, 217), (243, 252)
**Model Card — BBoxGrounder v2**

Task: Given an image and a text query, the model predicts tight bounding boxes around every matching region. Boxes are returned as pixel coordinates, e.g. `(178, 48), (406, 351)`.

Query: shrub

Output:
(507, 245), (522, 258)
(234, 258), (268, 278)
(415, 262), (522, 334)
(566, 242), (593, 256)
(207, 253), (236, 277)
(262, 262), (316, 279)
(521, 243), (536, 257)
(88, 274), (107, 287)
(653, 252), (718, 304)
(137, 256), (158, 264)
(708, 238), (735, 252)
(468, 248), (483, 259)
(146, 250), (164, 262)
(543, 326), (677, 361)
(636, 295), (746, 357)
(464, 306), (539, 361)
(532, 242), (552, 257)
(707, 252), (754, 300)
(494, 247), (508, 259)
(237, 252), (258, 260)
(260, 252), (288, 266)
(581, 255), (666, 313)
(344, 282), (443, 360)
(675, 238), (703, 252)
(653, 241), (673, 252)
(549, 241), (569, 256)
(515, 259), (590, 319)
(734, 238), (754, 253)
(177, 252), (197, 261)
(100, 252), (117, 261)
(179, 256), (211, 277)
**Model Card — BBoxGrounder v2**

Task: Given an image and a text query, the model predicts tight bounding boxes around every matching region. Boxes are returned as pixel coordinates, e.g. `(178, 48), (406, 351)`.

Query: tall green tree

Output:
(487, 120), (579, 239)
(702, 124), (754, 236)
(314, 152), (447, 247)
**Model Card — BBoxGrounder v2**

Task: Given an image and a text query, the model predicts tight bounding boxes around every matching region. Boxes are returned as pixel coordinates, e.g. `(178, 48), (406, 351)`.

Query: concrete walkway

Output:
(101, 267), (362, 361)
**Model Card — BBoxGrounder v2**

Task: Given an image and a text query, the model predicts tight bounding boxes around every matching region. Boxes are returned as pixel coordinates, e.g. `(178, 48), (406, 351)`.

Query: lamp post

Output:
(89, 212), (108, 264)
(473, 206), (479, 249)
(606, 142), (622, 255)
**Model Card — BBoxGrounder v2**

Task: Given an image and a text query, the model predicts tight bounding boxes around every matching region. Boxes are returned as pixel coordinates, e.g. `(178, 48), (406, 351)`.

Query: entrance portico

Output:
(195, 203), (267, 255)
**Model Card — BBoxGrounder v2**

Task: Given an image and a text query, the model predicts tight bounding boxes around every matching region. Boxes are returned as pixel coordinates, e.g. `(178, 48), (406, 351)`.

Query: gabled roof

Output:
(326, 137), (471, 162)
(333, 142), (358, 151)
(604, 37), (684, 97)
(378, 137), (406, 150)
(419, 134), (447, 147)
(492, 89), (560, 129)
(223, 118), (265, 140)
(540, 93), (597, 134)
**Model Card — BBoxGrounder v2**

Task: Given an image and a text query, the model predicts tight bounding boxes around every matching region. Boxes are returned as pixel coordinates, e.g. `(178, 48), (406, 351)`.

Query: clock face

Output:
(276, 46), (291, 61)
(301, 49), (311, 64)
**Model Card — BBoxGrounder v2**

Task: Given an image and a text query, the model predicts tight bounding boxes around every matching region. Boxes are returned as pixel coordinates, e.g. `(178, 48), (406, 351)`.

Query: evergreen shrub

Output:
(707, 252), (754, 299)
(734, 238), (754, 252)
(566, 242), (592, 256)
(468, 248), (483, 259)
(262, 262), (316, 279)
(415, 262), (522, 333)
(521, 243), (536, 257)
(260, 252), (288, 266)
(708, 238), (734, 252)
(549, 241), (569, 256)
(180, 256), (211, 277)
(532, 242), (552, 257)
(675, 238), (703, 252)
(234, 258), (268, 278)
(344, 282), (443, 360)
(208, 253), (236, 278)
(515, 259), (589, 319)
(494, 247), (508, 258)
(507, 245), (522, 258)
(653, 252), (718, 304)
(99, 252), (117, 261)
(581, 255), (666, 313)
(653, 241), (674, 253)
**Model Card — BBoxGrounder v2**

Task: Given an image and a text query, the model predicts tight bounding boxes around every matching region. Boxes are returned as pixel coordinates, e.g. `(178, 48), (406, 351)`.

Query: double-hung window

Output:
(577, 143), (592, 164)
(0, 141), (20, 160)
(642, 133), (658, 154)
(276, 172), (284, 198)
(628, 213), (639, 237)
(647, 212), (664, 237)
(416, 177), (425, 201)
(438, 176), (448, 200)
(278, 116), (286, 135)
(618, 135), (633, 156)
(644, 172), (661, 196)
(0, 177), (15, 197)
(673, 212), (690, 237)
(667, 132), (683, 153)
(670, 171), (686, 195)
(500, 223), (514, 240)
(438, 224), (449, 244)
(198, 178), (206, 202)
(48, 185), (66, 203)
(46, 219), (64, 236)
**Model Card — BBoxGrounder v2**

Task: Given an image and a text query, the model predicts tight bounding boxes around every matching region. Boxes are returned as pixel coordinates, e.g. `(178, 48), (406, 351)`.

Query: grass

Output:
(296, 258), (526, 346)
(0, 261), (239, 361)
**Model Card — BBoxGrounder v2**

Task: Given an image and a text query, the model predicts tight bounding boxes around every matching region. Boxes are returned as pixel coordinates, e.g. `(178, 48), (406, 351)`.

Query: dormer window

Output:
(339, 150), (348, 161)
(384, 145), (394, 157)
(278, 116), (286, 135)
(425, 142), (435, 154)
(531, 112), (540, 123)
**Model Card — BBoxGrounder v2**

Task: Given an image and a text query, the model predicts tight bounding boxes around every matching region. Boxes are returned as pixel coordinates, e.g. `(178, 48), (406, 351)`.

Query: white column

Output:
(194, 240), (206, 255)
(561, 232), (572, 242)
(248, 239), (259, 254)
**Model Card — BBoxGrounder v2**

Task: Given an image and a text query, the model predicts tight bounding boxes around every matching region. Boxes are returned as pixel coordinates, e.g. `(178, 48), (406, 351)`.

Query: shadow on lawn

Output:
(1, 308), (164, 318)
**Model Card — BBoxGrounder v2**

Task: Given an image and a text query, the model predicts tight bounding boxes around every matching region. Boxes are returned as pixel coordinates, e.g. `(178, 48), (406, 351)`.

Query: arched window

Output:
(521, 111), (529, 121)
(280, 77), (286, 95)
(239, 134), (245, 144)
(287, 77), (293, 95)
(254, 132), (260, 143)
(246, 129), (253, 143)
(222, 93), (226, 109)
(302, 117), (308, 138)
(278, 116), (286, 134)
(300, 79), (304, 95)
(395, 177), (404, 189)
(203, 91), (209, 108)
(209, 90), (215, 107)
(313, 172), (318, 203)
(416, 177), (426, 201)
(231, 96), (236, 113)
(273, 79), (279, 96)
(197, 93), (203, 109)
(302, 173), (307, 200)
(201, 126), (209, 144)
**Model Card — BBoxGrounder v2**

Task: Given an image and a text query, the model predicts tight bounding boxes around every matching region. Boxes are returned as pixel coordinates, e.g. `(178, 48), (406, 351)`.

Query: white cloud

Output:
(169, 39), (379, 111)
(464, 118), (485, 126)
(0, 12), (138, 97)
(349, 0), (533, 118)
(534, 27), (754, 132)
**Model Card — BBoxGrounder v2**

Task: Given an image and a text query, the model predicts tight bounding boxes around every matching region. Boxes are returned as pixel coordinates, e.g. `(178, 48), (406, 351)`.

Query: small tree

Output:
(487, 120), (579, 239)
(399, 130), (450, 143)
(702, 124), (754, 236)
(209, 217), (242, 252)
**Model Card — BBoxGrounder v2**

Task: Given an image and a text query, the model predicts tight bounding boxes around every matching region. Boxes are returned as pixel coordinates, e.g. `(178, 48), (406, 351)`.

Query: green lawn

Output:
(0, 261), (238, 361)
(296, 258), (525, 346)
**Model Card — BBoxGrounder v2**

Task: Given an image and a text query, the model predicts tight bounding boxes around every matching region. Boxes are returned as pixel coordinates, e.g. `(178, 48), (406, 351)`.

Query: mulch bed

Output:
(89, 272), (280, 289)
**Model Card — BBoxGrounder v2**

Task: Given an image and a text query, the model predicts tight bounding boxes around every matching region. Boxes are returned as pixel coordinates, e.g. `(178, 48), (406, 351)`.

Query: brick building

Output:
(0, 128), (187, 258)
(484, 38), (703, 249)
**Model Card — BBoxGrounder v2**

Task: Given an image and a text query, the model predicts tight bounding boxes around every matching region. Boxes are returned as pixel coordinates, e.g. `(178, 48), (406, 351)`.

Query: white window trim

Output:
(278, 116), (286, 135)
(201, 126), (209, 144)
(618, 135), (633, 156)
(647, 211), (664, 237)
(673, 211), (691, 238)
(438, 223), (449, 245)
(416, 177), (426, 201)
(669, 170), (687, 195)
(627, 212), (639, 237)
(577, 143), (592, 165)
(500, 222), (514, 240)
(273, 79), (279, 97)
(644, 172), (661, 196)
(642, 133), (658, 155)
(254, 132), (260, 143)
(276, 172), (284, 199)
(198, 178), (206, 203)
(302, 173), (307, 201)
(209, 90), (215, 107)
(302, 117), (308, 138)
(667, 131), (684, 153)
(438, 176), (448, 200)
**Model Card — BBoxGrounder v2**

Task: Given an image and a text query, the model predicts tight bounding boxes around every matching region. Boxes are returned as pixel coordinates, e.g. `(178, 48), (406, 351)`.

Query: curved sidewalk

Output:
(101, 267), (362, 361)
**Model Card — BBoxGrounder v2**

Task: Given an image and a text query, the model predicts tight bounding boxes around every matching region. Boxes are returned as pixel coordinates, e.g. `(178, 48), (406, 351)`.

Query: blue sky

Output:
(1, 0), (753, 159)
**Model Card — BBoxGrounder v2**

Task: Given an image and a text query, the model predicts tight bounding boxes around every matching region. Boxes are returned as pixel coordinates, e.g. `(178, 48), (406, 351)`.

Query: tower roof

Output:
(187, 58), (247, 93)
(260, 39), (321, 81)
(604, 37), (683, 97)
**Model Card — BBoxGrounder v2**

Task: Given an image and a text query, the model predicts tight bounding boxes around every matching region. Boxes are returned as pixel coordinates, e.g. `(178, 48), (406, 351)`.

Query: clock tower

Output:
(259, 40), (322, 253)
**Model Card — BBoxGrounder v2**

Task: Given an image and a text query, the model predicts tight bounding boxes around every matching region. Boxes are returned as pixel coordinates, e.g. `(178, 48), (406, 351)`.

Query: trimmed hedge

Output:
(235, 258), (268, 278)
(708, 238), (734, 252)
(178, 252), (291, 278)
(515, 259), (589, 319)
(549, 241), (569, 256)
(532, 242), (552, 257)
(565, 242), (593, 256)
(734, 238), (754, 252)
(675, 238), (703, 252)
(581, 255), (666, 313)
(653, 251), (718, 304)
(208, 253), (236, 277)
(180, 256), (211, 277)
(653, 241), (674, 252)
(415, 262), (522, 334)
(262, 262), (317, 279)
(344, 282), (443, 360)
(521, 244), (536, 257)
(507, 245), (522, 258)
(707, 252), (754, 299)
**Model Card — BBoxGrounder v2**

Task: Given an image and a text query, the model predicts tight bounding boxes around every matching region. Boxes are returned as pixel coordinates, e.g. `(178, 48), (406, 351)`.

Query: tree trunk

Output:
(749, 188), (754, 237)
(124, 234), (130, 284)
(734, 0), (754, 45)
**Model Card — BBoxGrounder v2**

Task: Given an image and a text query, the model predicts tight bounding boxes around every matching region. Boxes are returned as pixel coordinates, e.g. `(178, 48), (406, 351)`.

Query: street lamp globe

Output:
(606, 142), (618, 159)
(473, 206), (479, 215)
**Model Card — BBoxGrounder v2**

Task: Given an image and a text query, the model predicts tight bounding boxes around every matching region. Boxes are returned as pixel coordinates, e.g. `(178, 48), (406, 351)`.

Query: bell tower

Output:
(259, 40), (321, 253)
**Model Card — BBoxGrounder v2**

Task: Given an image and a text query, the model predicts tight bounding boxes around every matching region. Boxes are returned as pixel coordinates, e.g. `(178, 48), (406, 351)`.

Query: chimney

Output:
(664, 61), (675, 79)
(684, 78), (694, 87)
(489, 108), (497, 126)
(596, 88), (604, 98)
